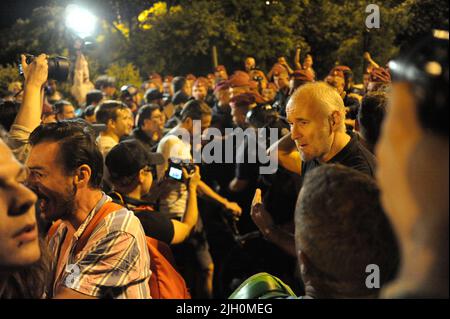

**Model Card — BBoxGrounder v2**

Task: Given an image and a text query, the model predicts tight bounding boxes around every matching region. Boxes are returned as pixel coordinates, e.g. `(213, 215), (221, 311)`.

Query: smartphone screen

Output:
(168, 166), (183, 181)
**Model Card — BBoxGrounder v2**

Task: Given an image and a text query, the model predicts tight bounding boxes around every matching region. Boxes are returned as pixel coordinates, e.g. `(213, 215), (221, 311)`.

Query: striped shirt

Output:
(47, 194), (151, 299)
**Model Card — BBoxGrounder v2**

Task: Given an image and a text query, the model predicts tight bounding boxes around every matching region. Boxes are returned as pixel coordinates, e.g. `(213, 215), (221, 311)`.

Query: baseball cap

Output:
(145, 88), (164, 102)
(105, 140), (165, 179)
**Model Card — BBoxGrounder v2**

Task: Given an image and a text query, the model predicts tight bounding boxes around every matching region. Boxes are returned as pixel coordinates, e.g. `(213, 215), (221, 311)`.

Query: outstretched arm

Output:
(198, 180), (242, 217)
(250, 189), (296, 257)
(295, 47), (302, 70)
(363, 52), (380, 69)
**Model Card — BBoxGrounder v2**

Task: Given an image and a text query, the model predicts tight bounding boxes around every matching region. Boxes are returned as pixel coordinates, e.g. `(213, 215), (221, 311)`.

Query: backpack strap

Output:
(74, 201), (124, 256)
(46, 220), (63, 243)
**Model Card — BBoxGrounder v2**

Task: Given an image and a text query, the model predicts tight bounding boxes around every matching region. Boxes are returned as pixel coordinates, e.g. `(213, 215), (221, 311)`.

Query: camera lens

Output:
(48, 56), (70, 82)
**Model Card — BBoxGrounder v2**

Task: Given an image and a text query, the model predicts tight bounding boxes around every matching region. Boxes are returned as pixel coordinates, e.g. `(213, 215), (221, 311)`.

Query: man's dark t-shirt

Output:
(128, 127), (159, 153)
(273, 132), (376, 225)
(301, 132), (376, 182)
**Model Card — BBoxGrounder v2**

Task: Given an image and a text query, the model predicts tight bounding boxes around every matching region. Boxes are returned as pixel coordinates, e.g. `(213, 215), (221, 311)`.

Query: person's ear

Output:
(330, 111), (342, 131)
(107, 118), (115, 130)
(74, 165), (92, 188)
(138, 168), (146, 184)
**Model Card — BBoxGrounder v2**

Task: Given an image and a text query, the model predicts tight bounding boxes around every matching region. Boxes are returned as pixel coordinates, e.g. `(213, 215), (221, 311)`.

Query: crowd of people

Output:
(0, 30), (448, 299)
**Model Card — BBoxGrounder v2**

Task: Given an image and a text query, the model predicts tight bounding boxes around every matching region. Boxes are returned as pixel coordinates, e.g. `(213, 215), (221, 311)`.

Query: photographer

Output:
(106, 140), (201, 245)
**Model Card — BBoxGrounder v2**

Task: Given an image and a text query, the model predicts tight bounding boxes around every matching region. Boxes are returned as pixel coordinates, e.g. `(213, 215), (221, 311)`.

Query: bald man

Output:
(245, 57), (256, 73)
(271, 81), (375, 178)
(252, 82), (376, 257)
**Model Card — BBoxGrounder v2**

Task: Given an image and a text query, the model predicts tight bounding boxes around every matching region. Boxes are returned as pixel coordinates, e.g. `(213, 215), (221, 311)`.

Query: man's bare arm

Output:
(250, 189), (296, 257)
(268, 134), (302, 175)
(13, 54), (48, 131)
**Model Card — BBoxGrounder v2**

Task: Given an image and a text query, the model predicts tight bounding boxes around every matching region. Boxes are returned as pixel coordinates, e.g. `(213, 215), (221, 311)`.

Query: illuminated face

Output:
(375, 82), (422, 242)
(245, 57), (256, 72)
(0, 140), (40, 268)
(274, 72), (290, 90)
(113, 108), (134, 138)
(263, 87), (277, 102)
(215, 69), (228, 81)
(57, 104), (76, 121)
(142, 108), (164, 136)
(163, 82), (173, 96)
(304, 55), (313, 68)
(193, 84), (208, 101)
(26, 142), (77, 223)
(104, 86), (116, 98)
(286, 97), (334, 162)
(183, 81), (193, 97)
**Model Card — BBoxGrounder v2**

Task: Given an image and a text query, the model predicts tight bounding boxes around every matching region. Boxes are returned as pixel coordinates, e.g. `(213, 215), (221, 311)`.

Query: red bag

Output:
(47, 202), (191, 299)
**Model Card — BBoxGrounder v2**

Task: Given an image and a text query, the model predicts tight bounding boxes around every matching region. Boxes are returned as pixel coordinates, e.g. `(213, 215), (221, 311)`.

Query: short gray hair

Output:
(289, 82), (346, 130)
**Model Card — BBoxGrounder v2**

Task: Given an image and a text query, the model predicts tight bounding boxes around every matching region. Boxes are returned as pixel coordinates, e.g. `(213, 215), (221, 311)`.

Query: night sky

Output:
(0, 0), (50, 29)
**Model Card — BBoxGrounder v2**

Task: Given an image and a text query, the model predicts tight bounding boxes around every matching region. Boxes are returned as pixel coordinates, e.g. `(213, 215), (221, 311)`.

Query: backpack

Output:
(47, 201), (191, 299)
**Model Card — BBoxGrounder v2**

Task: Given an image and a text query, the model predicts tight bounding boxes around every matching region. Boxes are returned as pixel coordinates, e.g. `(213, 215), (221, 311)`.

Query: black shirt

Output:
(211, 102), (233, 134)
(301, 132), (377, 181)
(344, 94), (361, 120)
(129, 128), (159, 153)
(273, 88), (290, 117)
(109, 193), (174, 245)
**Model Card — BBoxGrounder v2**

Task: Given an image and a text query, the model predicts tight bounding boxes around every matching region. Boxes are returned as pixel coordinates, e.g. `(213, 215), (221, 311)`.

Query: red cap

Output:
(227, 71), (252, 88)
(271, 63), (289, 77)
(214, 81), (230, 93)
(230, 93), (256, 109)
(292, 69), (314, 82)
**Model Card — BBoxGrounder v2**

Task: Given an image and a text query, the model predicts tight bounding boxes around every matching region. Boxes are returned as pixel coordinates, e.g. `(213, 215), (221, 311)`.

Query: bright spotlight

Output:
(65, 4), (97, 39)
